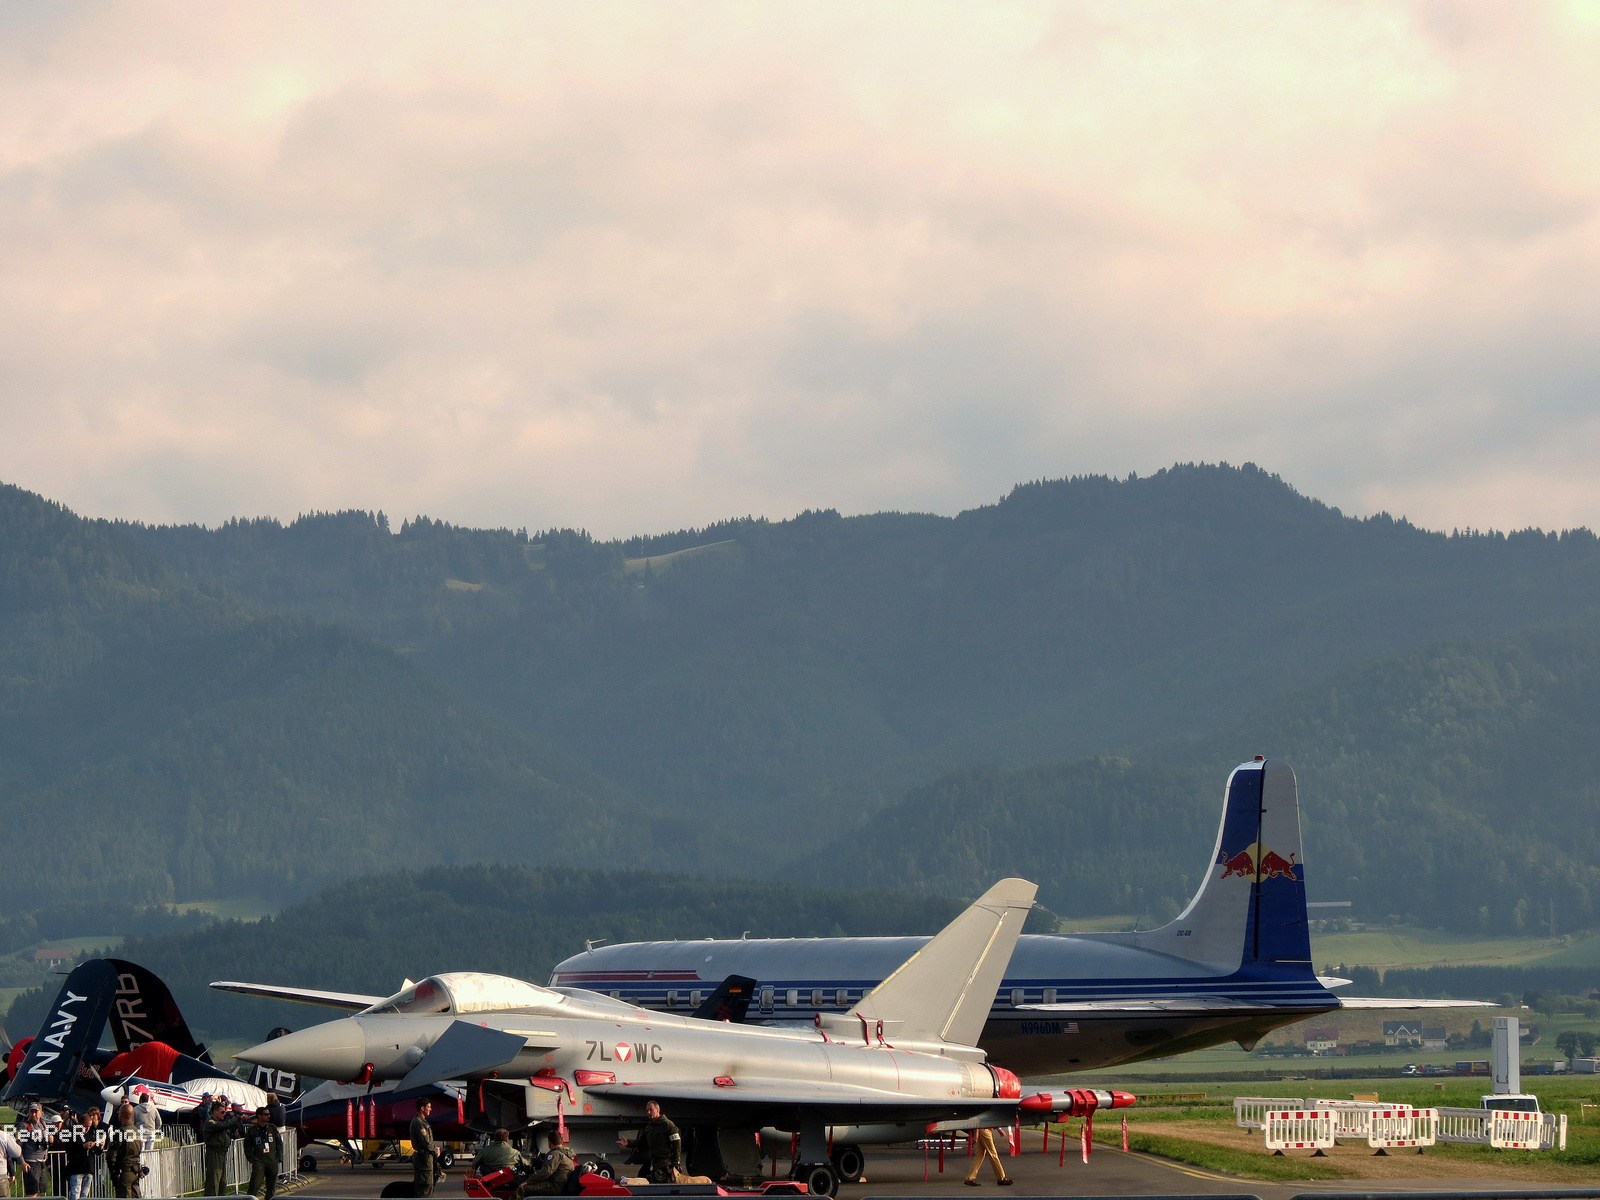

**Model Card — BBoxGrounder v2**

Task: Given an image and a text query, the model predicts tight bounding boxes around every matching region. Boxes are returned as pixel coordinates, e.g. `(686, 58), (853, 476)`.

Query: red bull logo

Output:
(1217, 843), (1298, 881)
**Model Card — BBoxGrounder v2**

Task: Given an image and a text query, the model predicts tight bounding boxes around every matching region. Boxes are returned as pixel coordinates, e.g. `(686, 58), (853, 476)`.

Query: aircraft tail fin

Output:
(1128, 758), (1311, 975)
(106, 958), (210, 1062)
(691, 975), (757, 1023)
(2, 960), (119, 1106)
(849, 877), (1037, 1047)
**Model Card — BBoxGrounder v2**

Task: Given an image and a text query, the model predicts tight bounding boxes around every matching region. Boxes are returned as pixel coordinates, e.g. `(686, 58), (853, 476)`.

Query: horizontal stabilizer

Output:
(1336, 996), (1497, 1009)
(850, 877), (1037, 1047)
(210, 981), (384, 1010)
(397, 1020), (530, 1091)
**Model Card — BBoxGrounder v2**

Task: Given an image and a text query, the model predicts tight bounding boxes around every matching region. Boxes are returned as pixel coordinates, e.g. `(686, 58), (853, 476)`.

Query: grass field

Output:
(1310, 925), (1578, 970)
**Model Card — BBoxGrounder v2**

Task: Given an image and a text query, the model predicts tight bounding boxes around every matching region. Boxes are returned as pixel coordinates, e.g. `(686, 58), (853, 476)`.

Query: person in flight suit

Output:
(516, 1128), (576, 1197)
(410, 1098), (440, 1198)
(243, 1108), (283, 1200)
(202, 1100), (243, 1196)
(106, 1102), (143, 1199)
(618, 1102), (681, 1184)
(473, 1129), (524, 1176)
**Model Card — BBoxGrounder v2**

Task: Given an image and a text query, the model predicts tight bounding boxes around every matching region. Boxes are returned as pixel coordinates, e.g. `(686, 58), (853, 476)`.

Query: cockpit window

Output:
(364, 977), (452, 1015)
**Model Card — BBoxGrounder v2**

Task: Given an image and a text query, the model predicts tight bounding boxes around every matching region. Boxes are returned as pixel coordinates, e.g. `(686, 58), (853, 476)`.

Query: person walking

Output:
(618, 1101), (681, 1184)
(202, 1099), (243, 1196)
(410, 1098), (439, 1198)
(962, 1126), (1013, 1187)
(62, 1107), (106, 1200)
(243, 1108), (283, 1200)
(106, 1101), (144, 1198)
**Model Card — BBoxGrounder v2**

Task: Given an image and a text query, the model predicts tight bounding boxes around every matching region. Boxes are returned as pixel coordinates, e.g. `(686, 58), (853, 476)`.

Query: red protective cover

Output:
(102, 1041), (182, 1083)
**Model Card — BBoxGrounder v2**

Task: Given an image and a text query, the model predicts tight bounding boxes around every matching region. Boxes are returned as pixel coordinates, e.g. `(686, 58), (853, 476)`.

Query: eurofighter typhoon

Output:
(224, 879), (1075, 1197)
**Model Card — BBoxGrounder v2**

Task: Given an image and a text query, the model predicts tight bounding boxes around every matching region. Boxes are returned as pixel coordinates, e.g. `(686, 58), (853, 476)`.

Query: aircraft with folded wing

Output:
(225, 879), (1065, 1197)
(550, 758), (1493, 1076)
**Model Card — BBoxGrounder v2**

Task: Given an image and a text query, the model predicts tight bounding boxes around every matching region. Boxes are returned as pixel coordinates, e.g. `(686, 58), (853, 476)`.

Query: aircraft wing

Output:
(1335, 996), (1497, 1009)
(583, 1078), (1009, 1122)
(210, 981), (384, 1010)
(1016, 998), (1318, 1016)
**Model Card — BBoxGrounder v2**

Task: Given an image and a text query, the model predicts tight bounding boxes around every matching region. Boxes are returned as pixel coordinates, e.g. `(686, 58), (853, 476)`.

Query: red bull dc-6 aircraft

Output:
(552, 759), (1486, 1078)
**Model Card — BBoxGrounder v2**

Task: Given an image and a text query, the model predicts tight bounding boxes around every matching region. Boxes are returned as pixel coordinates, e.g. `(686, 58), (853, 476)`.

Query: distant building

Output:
(33, 947), (73, 964)
(1304, 1027), (1339, 1054)
(1383, 1020), (1423, 1046)
(1422, 1027), (1447, 1051)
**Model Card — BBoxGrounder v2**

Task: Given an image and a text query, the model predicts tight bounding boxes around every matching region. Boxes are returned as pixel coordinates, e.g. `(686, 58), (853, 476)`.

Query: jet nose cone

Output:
(237, 1019), (366, 1081)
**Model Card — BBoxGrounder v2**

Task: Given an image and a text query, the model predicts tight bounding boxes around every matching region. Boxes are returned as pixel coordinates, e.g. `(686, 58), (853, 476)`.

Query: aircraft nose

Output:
(237, 1018), (367, 1081)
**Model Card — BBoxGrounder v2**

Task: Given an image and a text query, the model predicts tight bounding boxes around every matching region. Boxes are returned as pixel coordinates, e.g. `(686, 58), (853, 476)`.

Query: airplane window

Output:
(1010, 989), (1024, 1007)
(690, 991), (703, 1007)
(810, 989), (823, 1008)
(367, 978), (451, 1015)
(835, 989), (848, 1007)
(759, 987), (774, 1012)
(786, 989), (799, 1007)
(1043, 988), (1057, 1005)
(665, 990), (678, 1008)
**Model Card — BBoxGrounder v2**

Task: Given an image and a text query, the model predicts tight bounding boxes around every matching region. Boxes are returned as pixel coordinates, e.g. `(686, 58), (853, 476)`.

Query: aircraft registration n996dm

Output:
(226, 879), (1045, 1197)
(553, 758), (1490, 1077)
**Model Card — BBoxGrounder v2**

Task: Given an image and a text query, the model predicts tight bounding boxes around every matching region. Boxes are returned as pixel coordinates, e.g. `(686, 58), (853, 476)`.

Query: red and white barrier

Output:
(1264, 1110), (1335, 1154)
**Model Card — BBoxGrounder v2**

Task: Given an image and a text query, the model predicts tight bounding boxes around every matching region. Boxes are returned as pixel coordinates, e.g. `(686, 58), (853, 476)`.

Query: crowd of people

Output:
(0, 1088), (289, 1199)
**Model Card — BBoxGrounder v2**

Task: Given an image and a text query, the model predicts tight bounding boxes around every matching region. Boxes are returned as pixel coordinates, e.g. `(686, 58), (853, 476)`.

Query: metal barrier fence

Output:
(12, 1129), (298, 1199)
(1236, 1098), (1568, 1151)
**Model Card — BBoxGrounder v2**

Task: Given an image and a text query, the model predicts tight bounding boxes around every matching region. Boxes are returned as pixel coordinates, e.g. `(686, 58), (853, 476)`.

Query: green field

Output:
(1310, 925), (1579, 971)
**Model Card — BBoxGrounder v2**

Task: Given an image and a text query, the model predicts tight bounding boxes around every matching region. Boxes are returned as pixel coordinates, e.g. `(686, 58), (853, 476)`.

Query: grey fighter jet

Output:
(223, 879), (1038, 1197)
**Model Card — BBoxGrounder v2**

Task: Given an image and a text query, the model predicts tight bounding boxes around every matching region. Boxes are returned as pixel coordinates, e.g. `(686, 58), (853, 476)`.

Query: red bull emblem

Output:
(1217, 843), (1297, 880)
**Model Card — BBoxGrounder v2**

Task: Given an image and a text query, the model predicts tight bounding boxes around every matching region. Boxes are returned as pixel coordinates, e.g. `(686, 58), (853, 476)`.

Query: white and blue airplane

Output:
(553, 758), (1482, 1077)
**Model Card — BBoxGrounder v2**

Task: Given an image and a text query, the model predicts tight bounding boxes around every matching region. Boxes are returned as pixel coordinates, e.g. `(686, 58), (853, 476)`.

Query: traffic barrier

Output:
(1490, 1111), (1545, 1150)
(1434, 1107), (1567, 1150)
(1235, 1096), (1305, 1130)
(1264, 1110), (1335, 1155)
(31, 1128), (299, 1198)
(1368, 1108), (1435, 1153)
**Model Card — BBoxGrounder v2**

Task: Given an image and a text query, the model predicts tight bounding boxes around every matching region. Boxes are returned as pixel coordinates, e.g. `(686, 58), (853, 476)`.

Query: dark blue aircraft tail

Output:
(1128, 758), (1313, 977)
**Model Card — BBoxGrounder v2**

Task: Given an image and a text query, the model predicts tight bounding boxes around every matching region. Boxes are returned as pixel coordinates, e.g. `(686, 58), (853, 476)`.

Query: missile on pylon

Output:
(1017, 1087), (1135, 1116)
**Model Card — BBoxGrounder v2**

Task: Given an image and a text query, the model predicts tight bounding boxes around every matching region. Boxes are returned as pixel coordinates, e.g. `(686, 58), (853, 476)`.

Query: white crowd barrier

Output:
(1234, 1097), (1305, 1130)
(1264, 1110), (1335, 1154)
(1367, 1107), (1435, 1151)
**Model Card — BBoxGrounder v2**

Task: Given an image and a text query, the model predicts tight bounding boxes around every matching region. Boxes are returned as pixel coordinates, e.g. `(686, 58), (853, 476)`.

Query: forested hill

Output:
(801, 615), (1600, 934)
(127, 465), (1600, 844)
(2, 867), (977, 1044)
(0, 485), (654, 910)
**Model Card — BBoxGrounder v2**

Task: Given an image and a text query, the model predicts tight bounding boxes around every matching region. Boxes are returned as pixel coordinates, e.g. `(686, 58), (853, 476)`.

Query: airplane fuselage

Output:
(551, 933), (1338, 1077)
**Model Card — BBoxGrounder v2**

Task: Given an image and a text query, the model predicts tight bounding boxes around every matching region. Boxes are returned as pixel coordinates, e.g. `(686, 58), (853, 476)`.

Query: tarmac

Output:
(289, 1144), (1567, 1200)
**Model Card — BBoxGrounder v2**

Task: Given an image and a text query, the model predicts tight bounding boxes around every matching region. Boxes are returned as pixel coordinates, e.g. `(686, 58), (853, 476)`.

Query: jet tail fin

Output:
(692, 975), (757, 1023)
(849, 877), (1037, 1047)
(1120, 758), (1311, 976)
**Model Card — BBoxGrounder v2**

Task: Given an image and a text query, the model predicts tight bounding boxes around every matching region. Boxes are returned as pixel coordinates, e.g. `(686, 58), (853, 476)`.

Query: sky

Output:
(2, 1), (1598, 538)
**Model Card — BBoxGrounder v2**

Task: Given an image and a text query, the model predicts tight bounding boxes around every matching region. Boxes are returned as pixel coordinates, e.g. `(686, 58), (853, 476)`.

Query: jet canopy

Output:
(361, 972), (561, 1016)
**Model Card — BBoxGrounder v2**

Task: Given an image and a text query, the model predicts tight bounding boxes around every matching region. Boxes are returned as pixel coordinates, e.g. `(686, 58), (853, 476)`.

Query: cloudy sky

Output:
(2, 2), (1597, 536)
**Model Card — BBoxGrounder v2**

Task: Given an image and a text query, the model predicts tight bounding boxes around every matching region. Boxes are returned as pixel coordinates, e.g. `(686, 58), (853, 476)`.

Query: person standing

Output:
(202, 1099), (243, 1196)
(617, 1101), (681, 1184)
(410, 1098), (439, 1198)
(106, 1101), (143, 1198)
(132, 1088), (162, 1151)
(18, 1103), (53, 1197)
(62, 1107), (106, 1200)
(962, 1126), (1013, 1187)
(188, 1094), (213, 1140)
(0, 1124), (25, 1197)
(263, 1092), (287, 1129)
(243, 1108), (283, 1200)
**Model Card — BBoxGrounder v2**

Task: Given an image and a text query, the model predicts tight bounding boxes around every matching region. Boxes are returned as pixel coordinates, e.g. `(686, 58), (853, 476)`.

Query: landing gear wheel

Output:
(829, 1145), (863, 1184)
(299, 1154), (319, 1173)
(439, 1152), (456, 1169)
(794, 1162), (839, 1197)
(587, 1161), (616, 1180)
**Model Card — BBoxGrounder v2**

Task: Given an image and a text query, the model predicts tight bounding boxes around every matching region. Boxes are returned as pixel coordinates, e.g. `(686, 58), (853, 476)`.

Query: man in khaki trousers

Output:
(964, 1127), (1013, 1186)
